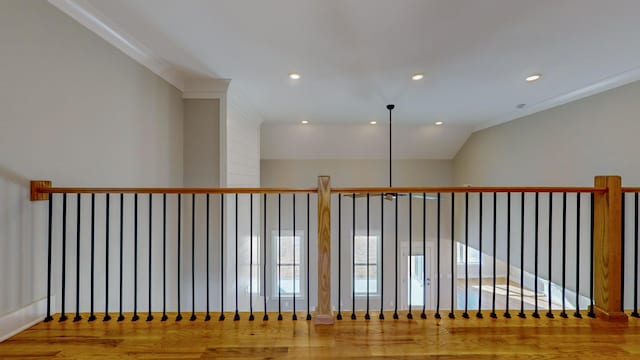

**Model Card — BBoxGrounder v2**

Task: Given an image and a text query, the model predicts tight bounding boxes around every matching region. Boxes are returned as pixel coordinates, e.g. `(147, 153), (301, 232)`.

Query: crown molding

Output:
(48, 0), (185, 91)
(475, 66), (640, 132)
(182, 78), (230, 99)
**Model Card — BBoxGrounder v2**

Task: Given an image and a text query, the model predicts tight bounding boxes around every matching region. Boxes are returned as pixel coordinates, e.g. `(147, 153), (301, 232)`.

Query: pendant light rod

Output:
(387, 104), (395, 188)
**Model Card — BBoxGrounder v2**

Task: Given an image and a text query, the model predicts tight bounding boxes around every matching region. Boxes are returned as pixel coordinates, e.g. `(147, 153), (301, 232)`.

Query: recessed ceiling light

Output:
(289, 73), (301, 80)
(370, 121), (377, 125)
(412, 73), (425, 81)
(525, 74), (541, 82)
(435, 121), (443, 126)
(301, 120), (309, 124)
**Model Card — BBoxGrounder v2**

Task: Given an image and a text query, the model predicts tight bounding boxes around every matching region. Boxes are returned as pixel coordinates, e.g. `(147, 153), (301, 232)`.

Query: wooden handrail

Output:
(332, 186), (606, 194)
(32, 184), (316, 198)
(44, 187), (317, 194)
(622, 187), (640, 192)
(30, 180), (606, 201)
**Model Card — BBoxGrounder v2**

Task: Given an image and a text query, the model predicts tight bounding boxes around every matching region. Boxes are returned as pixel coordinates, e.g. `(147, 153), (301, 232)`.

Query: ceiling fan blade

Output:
(343, 193), (370, 199)
(397, 193), (447, 200)
(344, 193), (449, 201)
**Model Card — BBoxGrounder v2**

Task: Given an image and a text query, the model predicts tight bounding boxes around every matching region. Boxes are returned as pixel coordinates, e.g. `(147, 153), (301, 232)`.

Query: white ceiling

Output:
(52, 0), (640, 158)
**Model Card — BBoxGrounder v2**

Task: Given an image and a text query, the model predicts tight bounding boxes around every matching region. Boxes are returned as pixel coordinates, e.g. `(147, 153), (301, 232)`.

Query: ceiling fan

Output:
(348, 104), (437, 201)
(383, 104), (438, 201)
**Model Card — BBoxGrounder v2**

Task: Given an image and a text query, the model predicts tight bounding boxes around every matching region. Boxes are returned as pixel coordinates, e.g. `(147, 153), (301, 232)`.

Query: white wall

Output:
(220, 89), (263, 312)
(0, 0), (183, 333)
(183, 99), (220, 187)
(261, 123), (469, 160)
(261, 159), (452, 188)
(181, 98), (222, 316)
(453, 79), (640, 309)
(224, 92), (262, 188)
(453, 80), (640, 187)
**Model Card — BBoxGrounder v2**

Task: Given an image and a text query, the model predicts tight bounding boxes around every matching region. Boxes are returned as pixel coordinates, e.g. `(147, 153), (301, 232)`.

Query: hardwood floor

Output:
(1, 312), (639, 359)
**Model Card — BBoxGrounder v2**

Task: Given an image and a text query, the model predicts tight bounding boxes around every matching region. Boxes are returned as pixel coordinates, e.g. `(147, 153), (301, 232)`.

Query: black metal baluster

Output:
(560, 193), (568, 318)
(147, 194), (153, 322)
(337, 194), (342, 320)
(463, 192), (469, 319)
(249, 194), (254, 321)
(60, 194), (68, 322)
(162, 194), (168, 321)
(408, 194), (413, 320)
(380, 193), (385, 320)
(132, 193), (139, 322)
(205, 193), (211, 321)
(574, 194), (582, 319)
(449, 193), (455, 319)
(219, 194), (225, 321)
(435, 193), (441, 319)
(278, 193), (282, 321)
(74, 194), (82, 322)
(505, 193), (512, 319)
(622, 193), (626, 313)
(518, 192), (526, 319)
(104, 194), (111, 321)
(421, 193), (427, 319)
(394, 194), (399, 320)
(190, 194), (197, 321)
(177, 193), (183, 321)
(546, 193), (554, 319)
(634, 193), (639, 318)
(307, 193), (311, 321)
(292, 193), (297, 321)
(118, 194), (124, 322)
(533, 192), (540, 319)
(588, 193), (596, 318)
(89, 193), (96, 322)
(263, 194), (269, 321)
(365, 194), (371, 320)
(234, 193), (240, 321)
(491, 192), (497, 319)
(477, 193), (483, 319)
(352, 193), (357, 320)
(45, 194), (54, 322)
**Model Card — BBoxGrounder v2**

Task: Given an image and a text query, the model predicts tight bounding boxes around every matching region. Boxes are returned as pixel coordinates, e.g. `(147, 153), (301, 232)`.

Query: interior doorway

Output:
(400, 244), (434, 310)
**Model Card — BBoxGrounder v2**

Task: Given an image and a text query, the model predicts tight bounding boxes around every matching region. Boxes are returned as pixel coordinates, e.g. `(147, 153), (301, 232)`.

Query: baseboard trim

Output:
(0, 297), (50, 342)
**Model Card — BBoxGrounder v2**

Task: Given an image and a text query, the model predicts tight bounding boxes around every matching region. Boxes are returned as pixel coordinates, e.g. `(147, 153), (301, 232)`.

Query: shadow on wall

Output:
(0, 164), (46, 317)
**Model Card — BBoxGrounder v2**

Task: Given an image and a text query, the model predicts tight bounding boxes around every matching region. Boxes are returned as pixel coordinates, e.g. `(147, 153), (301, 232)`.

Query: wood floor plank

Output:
(0, 312), (638, 359)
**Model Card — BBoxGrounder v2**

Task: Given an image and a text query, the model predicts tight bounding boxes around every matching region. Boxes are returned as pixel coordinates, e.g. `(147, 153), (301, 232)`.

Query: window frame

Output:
(270, 229), (306, 299)
(351, 234), (381, 297)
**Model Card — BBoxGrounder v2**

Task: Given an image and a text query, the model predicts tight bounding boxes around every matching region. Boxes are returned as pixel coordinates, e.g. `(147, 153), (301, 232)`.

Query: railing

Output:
(330, 187), (600, 321)
(32, 182), (318, 322)
(30, 176), (629, 324)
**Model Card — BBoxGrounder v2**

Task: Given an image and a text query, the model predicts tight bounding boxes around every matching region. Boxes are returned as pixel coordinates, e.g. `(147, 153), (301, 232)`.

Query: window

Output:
(353, 235), (379, 295)
(249, 235), (261, 294)
(273, 230), (304, 297)
(457, 242), (480, 264)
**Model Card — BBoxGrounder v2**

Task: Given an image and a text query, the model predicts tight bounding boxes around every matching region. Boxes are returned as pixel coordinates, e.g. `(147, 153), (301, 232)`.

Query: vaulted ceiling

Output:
(53, 0), (640, 157)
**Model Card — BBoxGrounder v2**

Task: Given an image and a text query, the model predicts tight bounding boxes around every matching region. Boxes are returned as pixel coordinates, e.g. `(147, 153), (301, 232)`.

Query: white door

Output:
(401, 244), (434, 310)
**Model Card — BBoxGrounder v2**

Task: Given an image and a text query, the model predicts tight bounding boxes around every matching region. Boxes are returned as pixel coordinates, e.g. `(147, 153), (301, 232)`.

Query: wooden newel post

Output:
(593, 175), (628, 321)
(315, 176), (334, 324)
